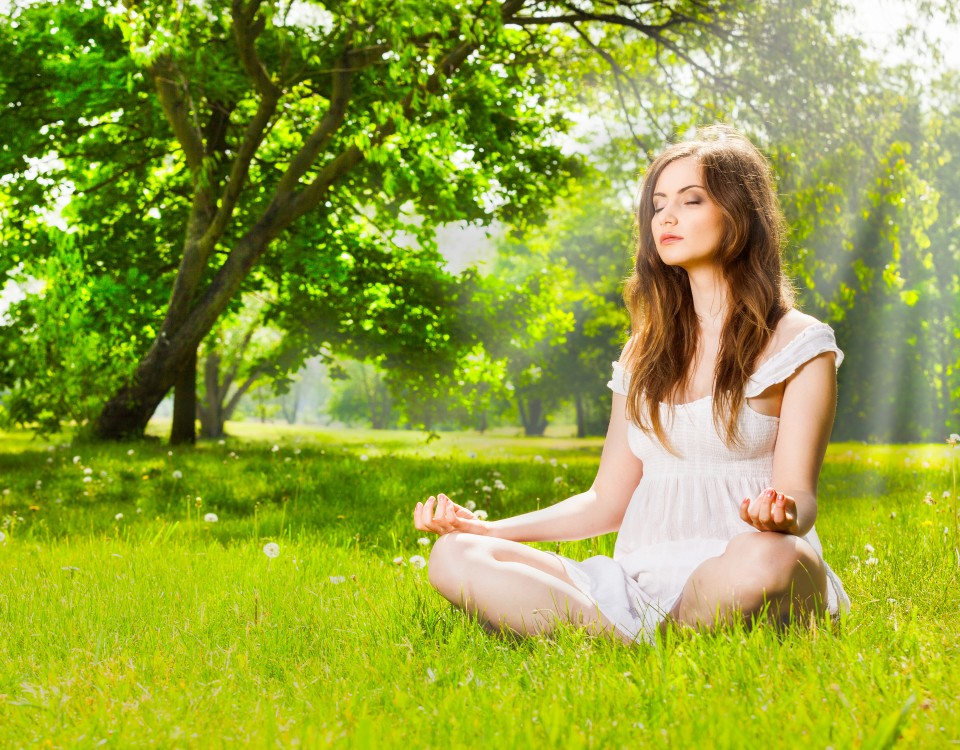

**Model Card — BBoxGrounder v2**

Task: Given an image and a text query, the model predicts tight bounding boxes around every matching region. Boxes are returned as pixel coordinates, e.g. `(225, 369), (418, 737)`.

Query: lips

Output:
(659, 233), (683, 244)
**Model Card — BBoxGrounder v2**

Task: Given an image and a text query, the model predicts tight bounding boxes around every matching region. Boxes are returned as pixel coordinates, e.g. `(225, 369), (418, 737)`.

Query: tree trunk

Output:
(198, 351), (224, 439)
(574, 392), (586, 439)
(170, 347), (198, 445)
(518, 396), (548, 437)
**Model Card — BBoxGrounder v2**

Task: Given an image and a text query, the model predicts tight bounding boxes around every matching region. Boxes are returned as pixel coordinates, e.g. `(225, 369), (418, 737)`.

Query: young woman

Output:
(413, 125), (849, 645)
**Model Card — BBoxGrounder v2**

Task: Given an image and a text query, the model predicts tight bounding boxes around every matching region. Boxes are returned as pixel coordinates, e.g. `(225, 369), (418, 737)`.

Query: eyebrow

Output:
(652, 184), (704, 197)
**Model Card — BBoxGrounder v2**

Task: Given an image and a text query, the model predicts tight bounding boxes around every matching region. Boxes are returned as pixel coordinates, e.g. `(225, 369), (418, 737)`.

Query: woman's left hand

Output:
(739, 487), (799, 534)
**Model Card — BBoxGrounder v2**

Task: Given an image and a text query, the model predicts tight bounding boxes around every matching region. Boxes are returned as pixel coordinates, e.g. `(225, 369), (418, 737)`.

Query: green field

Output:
(1, 425), (958, 748)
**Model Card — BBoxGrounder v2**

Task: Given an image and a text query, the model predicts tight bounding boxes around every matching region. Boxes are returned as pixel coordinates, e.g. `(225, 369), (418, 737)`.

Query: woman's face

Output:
(650, 157), (725, 272)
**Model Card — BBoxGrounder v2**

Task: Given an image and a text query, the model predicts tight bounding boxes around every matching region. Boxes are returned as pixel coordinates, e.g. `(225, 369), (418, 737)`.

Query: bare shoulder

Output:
(766, 309), (823, 354)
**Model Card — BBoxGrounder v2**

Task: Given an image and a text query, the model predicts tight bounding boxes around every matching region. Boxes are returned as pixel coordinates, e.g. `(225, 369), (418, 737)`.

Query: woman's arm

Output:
(740, 351), (838, 536)
(414, 392), (644, 542)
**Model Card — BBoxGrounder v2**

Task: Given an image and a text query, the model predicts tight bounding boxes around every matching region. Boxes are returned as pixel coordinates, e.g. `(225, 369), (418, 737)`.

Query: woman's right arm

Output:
(414, 391), (643, 542)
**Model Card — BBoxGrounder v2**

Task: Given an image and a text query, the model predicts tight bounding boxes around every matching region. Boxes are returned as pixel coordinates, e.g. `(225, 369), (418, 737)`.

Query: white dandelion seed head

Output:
(948, 433), (960, 445)
(554, 476), (564, 484)
(35, 480), (42, 489)
(127, 449), (135, 456)
(865, 557), (878, 566)
(481, 485), (492, 493)
(72, 456), (81, 464)
(218, 439), (226, 446)
(393, 556), (405, 565)
(359, 454), (369, 462)
(172, 470), (183, 480)
(409, 555), (427, 569)
(943, 491), (951, 499)
(467, 451), (477, 459)
(465, 500), (477, 511)
(922, 461), (931, 468)
(549, 458), (558, 466)
(0, 531), (5, 543)
(167, 450), (173, 457)
(890, 511), (897, 518)
(82, 476), (92, 484)
(417, 537), (432, 546)
(329, 575), (346, 584)
(864, 544), (875, 553)
(83, 467), (93, 475)
(100, 471), (108, 478)
(294, 448), (301, 455)
(534, 455), (544, 463)
(271, 445), (280, 452)
(114, 513), (123, 520)
(474, 509), (488, 521)
(494, 480), (506, 491)
(204, 513), (218, 523)
(263, 542), (280, 558)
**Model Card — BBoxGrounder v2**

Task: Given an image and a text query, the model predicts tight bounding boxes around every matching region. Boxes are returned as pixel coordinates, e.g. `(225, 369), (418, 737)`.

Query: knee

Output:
(724, 532), (823, 594)
(427, 532), (482, 593)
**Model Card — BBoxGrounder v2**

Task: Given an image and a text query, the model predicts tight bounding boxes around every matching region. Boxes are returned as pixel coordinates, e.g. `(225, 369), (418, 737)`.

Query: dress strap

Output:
(745, 323), (843, 398)
(608, 360), (630, 397)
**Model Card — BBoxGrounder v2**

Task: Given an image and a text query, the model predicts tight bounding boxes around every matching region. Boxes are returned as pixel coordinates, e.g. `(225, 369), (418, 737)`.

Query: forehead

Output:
(653, 156), (702, 193)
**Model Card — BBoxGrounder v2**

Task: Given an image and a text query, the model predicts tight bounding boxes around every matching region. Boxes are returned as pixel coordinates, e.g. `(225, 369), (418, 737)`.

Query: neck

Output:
(686, 265), (728, 331)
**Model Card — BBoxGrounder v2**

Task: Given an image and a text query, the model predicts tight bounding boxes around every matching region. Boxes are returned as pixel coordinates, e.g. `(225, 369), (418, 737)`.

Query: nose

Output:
(657, 207), (676, 226)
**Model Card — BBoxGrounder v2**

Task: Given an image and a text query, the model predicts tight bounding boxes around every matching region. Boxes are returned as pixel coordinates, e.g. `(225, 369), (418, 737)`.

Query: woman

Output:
(413, 125), (849, 645)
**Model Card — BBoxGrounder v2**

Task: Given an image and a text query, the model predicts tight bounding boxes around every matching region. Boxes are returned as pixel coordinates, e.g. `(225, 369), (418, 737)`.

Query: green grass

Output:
(1, 423), (958, 748)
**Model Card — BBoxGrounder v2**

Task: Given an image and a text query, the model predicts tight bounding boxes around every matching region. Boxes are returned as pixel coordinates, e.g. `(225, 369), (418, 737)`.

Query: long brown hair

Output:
(623, 125), (794, 450)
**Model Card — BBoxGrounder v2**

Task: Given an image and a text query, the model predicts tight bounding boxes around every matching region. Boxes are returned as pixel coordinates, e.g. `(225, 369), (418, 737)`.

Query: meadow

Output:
(0, 424), (958, 749)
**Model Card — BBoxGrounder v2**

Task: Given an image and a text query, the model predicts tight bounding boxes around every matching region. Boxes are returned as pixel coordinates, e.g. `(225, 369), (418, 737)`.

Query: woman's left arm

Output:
(740, 351), (838, 536)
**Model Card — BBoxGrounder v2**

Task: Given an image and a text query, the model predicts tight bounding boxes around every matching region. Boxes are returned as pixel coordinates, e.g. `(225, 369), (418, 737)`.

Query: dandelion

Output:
(890, 511), (897, 518)
(172, 470), (183, 480)
(947, 433), (960, 446)
(83, 477), (92, 484)
(83, 467), (93, 475)
(923, 492), (935, 505)
(481, 485), (492, 493)
(492, 471), (501, 478)
(474, 479), (483, 486)
(393, 556), (404, 565)
(114, 513), (123, 520)
(922, 461), (931, 469)
(100, 470), (108, 478)
(294, 448), (301, 455)
(865, 557), (878, 566)
(329, 575), (346, 584)
(29, 505), (40, 511)
(864, 544), (875, 553)
(0, 531), (5, 543)
(549, 458), (558, 467)
(127, 449), (135, 456)
(72, 456), (81, 464)
(263, 542), (280, 558)
(359, 454), (369, 462)
(534, 455), (544, 463)
(466, 500), (477, 511)
(409, 555), (427, 569)
(494, 479), (506, 491)
(944, 491), (951, 499)
(60, 565), (80, 572)
(1, 489), (8, 495)
(474, 510), (488, 520)
(218, 439), (226, 446)
(467, 451), (477, 459)
(418, 537), (432, 546)
(167, 450), (173, 457)
(35, 480), (42, 489)
(271, 445), (280, 453)
(136, 507), (142, 514)
(204, 513), (219, 523)
(554, 476), (564, 484)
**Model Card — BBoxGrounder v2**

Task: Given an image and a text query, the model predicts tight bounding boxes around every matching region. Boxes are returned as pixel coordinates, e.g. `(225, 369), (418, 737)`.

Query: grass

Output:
(1, 423), (958, 748)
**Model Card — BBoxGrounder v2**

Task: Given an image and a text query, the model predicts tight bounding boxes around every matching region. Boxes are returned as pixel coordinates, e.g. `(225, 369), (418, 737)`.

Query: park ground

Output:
(1, 424), (958, 748)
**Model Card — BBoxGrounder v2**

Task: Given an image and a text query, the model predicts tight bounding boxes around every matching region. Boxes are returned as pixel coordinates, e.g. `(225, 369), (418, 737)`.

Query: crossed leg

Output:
(427, 533), (633, 644)
(666, 531), (828, 632)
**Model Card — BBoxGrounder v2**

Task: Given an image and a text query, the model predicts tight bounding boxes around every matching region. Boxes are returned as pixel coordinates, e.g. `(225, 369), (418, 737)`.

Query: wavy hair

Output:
(623, 125), (794, 450)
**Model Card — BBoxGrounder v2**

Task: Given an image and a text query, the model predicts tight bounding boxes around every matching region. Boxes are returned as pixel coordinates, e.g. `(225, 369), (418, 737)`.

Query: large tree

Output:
(0, 0), (743, 442)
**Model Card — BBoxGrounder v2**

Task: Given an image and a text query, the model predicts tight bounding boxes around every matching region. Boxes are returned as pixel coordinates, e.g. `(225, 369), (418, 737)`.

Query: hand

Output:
(414, 493), (491, 537)
(739, 487), (799, 534)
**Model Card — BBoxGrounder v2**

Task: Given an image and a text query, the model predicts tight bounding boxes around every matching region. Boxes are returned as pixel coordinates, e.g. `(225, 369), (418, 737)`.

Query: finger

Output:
(433, 494), (446, 522)
(739, 498), (751, 523)
(758, 490), (773, 526)
(414, 501), (425, 530)
(421, 496), (439, 531)
(771, 494), (786, 527)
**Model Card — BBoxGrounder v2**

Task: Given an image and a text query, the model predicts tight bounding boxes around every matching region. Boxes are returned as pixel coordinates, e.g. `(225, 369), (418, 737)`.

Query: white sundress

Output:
(551, 323), (851, 644)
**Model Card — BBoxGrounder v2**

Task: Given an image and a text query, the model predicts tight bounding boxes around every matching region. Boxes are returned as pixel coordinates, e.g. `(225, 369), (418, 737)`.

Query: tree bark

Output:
(170, 347), (198, 444)
(198, 351), (224, 439)
(574, 391), (586, 439)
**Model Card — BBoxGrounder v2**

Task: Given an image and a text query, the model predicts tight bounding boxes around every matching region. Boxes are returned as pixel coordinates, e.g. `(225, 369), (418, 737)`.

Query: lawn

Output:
(0, 424), (958, 748)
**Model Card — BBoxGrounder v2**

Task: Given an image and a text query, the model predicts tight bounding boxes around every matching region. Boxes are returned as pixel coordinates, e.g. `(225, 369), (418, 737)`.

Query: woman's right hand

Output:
(414, 493), (491, 537)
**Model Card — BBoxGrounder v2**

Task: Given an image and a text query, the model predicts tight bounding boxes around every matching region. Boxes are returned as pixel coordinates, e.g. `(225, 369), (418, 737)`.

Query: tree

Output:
(0, 0), (750, 442)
